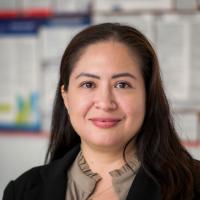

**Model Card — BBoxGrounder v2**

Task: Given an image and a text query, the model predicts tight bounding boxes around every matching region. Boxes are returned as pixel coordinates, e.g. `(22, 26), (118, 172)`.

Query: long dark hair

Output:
(45, 23), (199, 199)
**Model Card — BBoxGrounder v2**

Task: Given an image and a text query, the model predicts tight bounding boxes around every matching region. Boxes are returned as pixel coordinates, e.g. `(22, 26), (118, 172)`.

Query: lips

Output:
(89, 117), (122, 128)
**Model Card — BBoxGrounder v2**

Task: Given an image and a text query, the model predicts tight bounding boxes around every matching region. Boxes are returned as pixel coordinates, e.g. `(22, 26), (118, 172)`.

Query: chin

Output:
(89, 138), (125, 150)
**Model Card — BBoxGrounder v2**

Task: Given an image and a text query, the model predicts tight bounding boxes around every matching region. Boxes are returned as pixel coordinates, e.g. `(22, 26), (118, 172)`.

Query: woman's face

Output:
(61, 41), (146, 151)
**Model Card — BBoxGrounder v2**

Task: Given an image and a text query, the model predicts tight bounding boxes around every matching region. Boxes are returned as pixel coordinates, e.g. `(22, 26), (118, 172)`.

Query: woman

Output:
(3, 23), (200, 200)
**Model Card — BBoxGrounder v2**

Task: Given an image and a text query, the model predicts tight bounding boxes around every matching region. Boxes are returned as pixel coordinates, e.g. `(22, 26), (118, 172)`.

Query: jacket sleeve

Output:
(3, 181), (15, 200)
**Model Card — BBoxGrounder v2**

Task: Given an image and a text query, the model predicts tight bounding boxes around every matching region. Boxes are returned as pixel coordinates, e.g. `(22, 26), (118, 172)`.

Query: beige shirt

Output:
(66, 151), (140, 200)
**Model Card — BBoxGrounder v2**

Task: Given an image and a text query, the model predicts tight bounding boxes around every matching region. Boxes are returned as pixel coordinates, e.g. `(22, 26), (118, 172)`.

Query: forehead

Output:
(71, 41), (142, 75)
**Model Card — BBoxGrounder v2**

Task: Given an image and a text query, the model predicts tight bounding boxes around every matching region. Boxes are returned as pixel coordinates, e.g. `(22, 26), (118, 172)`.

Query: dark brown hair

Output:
(45, 23), (199, 199)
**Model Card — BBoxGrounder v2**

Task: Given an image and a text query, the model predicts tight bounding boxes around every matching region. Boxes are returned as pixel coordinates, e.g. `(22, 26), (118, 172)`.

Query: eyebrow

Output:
(76, 73), (100, 79)
(112, 73), (136, 79)
(75, 72), (136, 80)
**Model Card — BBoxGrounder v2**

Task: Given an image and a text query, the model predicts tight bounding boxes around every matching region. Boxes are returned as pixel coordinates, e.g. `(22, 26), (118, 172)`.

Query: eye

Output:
(115, 81), (132, 89)
(80, 81), (96, 88)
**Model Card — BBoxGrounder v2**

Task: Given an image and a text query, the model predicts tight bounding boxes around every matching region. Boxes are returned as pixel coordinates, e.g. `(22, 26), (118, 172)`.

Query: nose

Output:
(94, 87), (117, 111)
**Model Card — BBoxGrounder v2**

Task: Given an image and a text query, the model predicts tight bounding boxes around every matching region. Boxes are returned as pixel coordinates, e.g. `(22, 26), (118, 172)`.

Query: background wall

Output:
(0, 0), (200, 199)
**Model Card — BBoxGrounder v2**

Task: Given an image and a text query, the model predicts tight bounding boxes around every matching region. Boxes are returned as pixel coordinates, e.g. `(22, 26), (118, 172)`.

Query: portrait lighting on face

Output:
(61, 41), (146, 153)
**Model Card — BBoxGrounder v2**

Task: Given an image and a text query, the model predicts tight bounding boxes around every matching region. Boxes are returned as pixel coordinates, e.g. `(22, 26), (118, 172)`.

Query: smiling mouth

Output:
(89, 118), (122, 128)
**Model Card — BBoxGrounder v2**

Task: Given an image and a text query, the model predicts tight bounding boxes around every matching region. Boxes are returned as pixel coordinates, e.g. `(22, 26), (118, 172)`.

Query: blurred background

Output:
(0, 0), (200, 198)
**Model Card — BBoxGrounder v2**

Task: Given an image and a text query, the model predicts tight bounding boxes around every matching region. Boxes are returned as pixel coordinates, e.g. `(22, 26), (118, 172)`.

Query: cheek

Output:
(68, 93), (94, 116)
(120, 96), (145, 120)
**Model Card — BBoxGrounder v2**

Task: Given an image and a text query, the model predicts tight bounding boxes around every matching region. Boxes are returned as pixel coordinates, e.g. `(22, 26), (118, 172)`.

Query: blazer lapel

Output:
(126, 167), (161, 200)
(24, 145), (80, 200)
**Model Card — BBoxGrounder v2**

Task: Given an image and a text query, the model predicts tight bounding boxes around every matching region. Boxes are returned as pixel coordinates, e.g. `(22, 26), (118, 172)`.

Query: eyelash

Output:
(80, 81), (133, 89)
(114, 81), (132, 89)
(80, 81), (96, 88)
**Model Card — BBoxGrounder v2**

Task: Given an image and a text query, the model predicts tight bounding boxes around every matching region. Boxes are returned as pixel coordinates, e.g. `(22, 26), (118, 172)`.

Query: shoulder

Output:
(192, 159), (200, 198)
(193, 159), (200, 179)
(3, 165), (45, 200)
(3, 145), (80, 200)
(14, 165), (44, 187)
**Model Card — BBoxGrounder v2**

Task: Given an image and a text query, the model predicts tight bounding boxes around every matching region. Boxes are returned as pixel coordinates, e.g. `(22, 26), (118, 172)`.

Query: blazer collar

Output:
(25, 145), (80, 200)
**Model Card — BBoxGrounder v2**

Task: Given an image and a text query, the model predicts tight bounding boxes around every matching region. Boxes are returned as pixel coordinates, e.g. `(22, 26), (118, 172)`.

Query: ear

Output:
(61, 85), (69, 110)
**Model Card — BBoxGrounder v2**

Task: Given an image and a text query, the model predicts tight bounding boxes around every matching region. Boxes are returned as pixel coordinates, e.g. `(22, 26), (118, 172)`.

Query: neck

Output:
(81, 142), (136, 176)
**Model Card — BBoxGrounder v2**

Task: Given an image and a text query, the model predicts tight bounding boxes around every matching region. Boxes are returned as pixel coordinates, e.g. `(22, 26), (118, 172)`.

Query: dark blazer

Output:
(3, 145), (160, 200)
(3, 145), (200, 200)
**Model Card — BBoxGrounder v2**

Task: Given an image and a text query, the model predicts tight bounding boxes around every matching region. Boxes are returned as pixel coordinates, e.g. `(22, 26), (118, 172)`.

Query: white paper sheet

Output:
(175, 0), (198, 10)
(0, 0), (16, 9)
(93, 14), (155, 43)
(17, 0), (51, 9)
(38, 26), (84, 61)
(93, 0), (173, 12)
(53, 0), (90, 13)
(189, 15), (200, 104)
(0, 35), (40, 129)
(174, 111), (199, 141)
(155, 15), (191, 102)
(41, 62), (59, 131)
(0, 37), (16, 123)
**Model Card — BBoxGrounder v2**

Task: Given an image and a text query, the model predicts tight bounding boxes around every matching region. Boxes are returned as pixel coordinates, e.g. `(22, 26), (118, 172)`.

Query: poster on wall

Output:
(0, 18), (43, 131)
(0, 15), (90, 132)
(155, 14), (200, 108)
